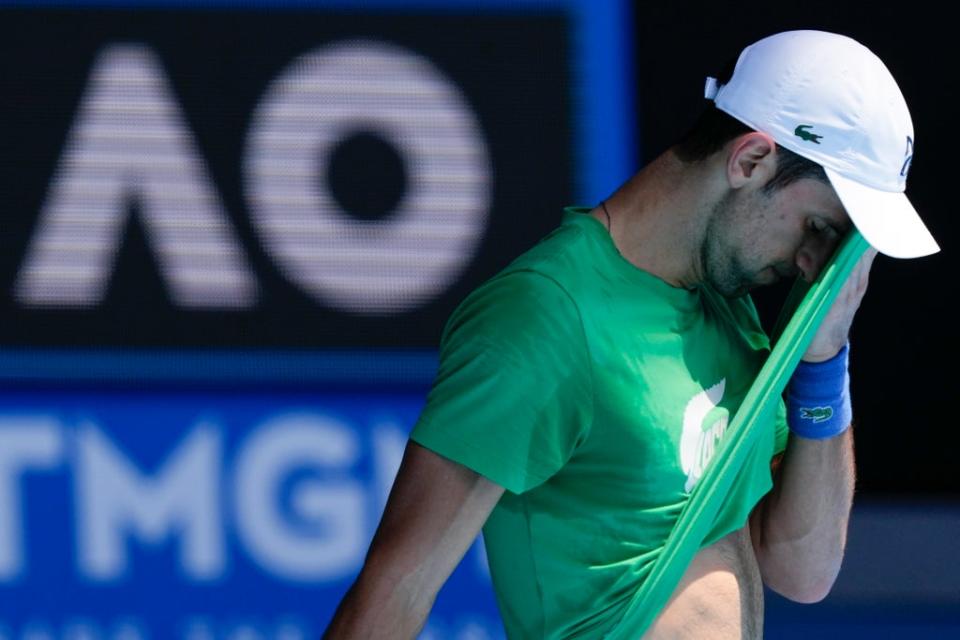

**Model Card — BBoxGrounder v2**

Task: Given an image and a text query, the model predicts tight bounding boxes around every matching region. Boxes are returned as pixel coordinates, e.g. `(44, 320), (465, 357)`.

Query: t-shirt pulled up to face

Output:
(410, 207), (788, 639)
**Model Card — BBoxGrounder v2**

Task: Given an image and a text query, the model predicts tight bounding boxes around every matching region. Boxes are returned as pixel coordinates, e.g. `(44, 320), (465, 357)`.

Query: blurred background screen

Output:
(0, 1), (632, 638)
(0, 1), (956, 639)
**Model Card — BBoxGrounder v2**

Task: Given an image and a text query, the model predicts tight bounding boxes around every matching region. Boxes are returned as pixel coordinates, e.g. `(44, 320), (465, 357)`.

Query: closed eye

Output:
(809, 217), (838, 238)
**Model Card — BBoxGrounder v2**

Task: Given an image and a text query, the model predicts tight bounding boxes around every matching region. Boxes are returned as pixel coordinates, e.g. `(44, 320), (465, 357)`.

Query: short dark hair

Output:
(672, 58), (828, 194)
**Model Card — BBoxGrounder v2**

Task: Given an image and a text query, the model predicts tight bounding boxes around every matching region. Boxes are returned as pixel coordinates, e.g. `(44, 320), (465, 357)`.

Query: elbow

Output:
(763, 565), (840, 604)
(757, 546), (843, 604)
(770, 579), (835, 604)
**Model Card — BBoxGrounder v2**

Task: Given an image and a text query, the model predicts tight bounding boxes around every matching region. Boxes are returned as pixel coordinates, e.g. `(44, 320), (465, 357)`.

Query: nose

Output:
(795, 233), (841, 282)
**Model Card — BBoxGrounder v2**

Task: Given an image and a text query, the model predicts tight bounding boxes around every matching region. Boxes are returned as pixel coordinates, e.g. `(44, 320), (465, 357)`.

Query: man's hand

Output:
(751, 244), (877, 602)
(803, 247), (878, 362)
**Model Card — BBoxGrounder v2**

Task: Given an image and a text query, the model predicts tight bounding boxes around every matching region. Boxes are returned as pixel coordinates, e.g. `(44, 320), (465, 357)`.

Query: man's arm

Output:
(749, 428), (855, 602)
(749, 247), (876, 603)
(323, 440), (505, 638)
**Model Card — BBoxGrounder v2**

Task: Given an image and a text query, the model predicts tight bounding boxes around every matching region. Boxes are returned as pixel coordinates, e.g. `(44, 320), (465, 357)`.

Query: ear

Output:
(726, 132), (777, 189)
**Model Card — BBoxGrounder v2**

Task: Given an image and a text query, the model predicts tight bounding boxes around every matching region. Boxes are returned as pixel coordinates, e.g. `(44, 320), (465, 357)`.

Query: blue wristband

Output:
(786, 343), (852, 439)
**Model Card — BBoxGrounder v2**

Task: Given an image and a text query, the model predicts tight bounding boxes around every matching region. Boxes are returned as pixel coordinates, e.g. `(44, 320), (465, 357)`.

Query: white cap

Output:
(704, 30), (939, 258)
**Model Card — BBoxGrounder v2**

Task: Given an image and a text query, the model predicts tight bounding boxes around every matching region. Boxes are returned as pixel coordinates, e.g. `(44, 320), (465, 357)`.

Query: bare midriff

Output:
(643, 525), (764, 639)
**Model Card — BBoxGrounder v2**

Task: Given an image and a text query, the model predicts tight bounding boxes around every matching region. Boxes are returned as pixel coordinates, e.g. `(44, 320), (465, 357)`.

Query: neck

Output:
(591, 149), (724, 289)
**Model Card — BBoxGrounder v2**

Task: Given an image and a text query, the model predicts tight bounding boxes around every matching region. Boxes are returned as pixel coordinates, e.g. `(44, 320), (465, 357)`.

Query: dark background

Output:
(0, 9), (570, 348)
(631, 1), (956, 495)
(0, 2), (954, 496)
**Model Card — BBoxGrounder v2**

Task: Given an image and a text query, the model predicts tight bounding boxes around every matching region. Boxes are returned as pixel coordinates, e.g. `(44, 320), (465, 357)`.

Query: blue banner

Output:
(0, 1), (635, 635)
(0, 389), (504, 639)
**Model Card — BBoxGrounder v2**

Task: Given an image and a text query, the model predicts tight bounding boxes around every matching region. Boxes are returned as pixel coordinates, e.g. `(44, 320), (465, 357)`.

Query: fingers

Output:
(854, 246), (877, 294)
(839, 246), (877, 304)
(803, 246), (877, 362)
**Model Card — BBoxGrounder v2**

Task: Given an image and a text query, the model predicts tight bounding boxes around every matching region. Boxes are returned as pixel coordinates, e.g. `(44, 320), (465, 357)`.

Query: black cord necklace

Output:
(600, 200), (612, 231)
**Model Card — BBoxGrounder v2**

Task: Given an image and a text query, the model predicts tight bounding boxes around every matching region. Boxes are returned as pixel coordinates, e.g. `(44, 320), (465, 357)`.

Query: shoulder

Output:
(442, 269), (584, 352)
(505, 219), (594, 280)
(439, 213), (599, 355)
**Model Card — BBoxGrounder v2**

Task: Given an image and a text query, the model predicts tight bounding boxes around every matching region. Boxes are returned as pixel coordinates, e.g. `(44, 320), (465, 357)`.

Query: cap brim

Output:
(825, 168), (940, 259)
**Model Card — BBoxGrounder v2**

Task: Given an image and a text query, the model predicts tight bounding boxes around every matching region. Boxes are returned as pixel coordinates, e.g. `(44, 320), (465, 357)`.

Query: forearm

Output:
(753, 427), (855, 602)
(323, 565), (433, 639)
(323, 442), (504, 639)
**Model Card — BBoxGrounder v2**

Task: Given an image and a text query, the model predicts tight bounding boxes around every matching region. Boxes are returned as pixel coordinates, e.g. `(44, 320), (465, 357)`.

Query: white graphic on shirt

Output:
(680, 379), (728, 492)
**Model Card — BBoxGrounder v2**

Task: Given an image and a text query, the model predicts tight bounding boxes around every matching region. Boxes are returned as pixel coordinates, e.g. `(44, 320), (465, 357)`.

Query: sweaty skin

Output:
(646, 526), (763, 640)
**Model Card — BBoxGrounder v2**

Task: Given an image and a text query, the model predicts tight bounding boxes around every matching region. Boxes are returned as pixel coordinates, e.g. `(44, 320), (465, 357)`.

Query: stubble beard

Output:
(701, 191), (757, 299)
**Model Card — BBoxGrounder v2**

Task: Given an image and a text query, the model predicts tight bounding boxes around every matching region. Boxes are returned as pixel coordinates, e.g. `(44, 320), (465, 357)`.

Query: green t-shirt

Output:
(411, 207), (789, 638)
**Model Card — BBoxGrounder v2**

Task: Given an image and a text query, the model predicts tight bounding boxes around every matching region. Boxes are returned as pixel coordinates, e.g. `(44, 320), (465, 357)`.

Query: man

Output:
(324, 30), (939, 638)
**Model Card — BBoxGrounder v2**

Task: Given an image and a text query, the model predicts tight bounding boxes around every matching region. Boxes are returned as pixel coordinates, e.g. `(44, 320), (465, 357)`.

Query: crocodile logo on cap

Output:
(794, 124), (823, 144)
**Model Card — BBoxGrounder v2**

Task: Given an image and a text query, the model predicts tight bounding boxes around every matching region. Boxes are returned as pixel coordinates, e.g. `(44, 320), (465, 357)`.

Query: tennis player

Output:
(324, 30), (938, 639)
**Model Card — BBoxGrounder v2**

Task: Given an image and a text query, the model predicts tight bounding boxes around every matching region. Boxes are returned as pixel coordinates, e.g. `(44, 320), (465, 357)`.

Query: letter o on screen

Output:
(244, 39), (493, 313)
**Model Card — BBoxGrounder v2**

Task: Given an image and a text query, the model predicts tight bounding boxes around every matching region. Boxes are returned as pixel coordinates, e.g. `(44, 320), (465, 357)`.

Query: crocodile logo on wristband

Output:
(800, 406), (834, 423)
